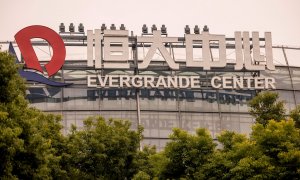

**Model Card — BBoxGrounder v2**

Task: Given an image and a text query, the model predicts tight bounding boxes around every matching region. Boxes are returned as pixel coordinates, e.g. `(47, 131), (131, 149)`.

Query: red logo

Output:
(15, 25), (66, 77)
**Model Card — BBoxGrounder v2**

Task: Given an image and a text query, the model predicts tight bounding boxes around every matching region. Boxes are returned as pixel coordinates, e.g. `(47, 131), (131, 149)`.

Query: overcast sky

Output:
(1, 0), (300, 46)
(1, 0), (300, 66)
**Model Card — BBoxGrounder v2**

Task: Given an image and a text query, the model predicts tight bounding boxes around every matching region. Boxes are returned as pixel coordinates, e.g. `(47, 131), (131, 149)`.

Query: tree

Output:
(132, 145), (170, 179)
(161, 128), (216, 179)
(0, 52), (66, 179)
(248, 91), (286, 125)
(199, 120), (300, 179)
(62, 116), (143, 179)
(251, 120), (300, 178)
(148, 152), (168, 179)
(132, 145), (157, 178)
(132, 171), (151, 180)
(198, 131), (276, 179)
(0, 51), (26, 104)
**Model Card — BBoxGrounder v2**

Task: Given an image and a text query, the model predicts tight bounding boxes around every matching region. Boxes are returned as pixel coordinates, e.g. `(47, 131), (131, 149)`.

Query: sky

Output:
(1, 0), (300, 64)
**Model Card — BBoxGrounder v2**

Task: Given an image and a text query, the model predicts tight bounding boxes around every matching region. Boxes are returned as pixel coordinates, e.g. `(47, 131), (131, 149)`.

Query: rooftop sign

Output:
(87, 29), (275, 71)
(14, 24), (276, 90)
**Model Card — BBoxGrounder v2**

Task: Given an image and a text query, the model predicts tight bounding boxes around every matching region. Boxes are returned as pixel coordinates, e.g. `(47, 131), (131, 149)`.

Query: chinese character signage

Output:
(14, 25), (277, 90)
(87, 29), (275, 71)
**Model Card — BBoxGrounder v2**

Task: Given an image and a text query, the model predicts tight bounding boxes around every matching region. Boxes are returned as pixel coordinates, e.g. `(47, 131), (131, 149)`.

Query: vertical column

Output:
(176, 88), (182, 129)
(60, 67), (67, 134)
(282, 47), (297, 106)
(132, 33), (142, 150)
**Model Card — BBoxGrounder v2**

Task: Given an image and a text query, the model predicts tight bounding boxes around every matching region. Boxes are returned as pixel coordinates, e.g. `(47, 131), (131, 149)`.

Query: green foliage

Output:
(248, 91), (286, 125)
(198, 131), (275, 179)
(251, 120), (300, 178)
(0, 52), (26, 104)
(133, 145), (157, 178)
(0, 52), (66, 179)
(161, 128), (216, 179)
(132, 171), (151, 180)
(199, 120), (300, 179)
(148, 152), (168, 179)
(0, 53), (144, 178)
(62, 116), (143, 179)
(217, 131), (247, 151)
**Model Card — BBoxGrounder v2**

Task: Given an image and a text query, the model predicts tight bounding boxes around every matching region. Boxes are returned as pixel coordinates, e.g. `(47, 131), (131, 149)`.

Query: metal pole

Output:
(132, 33), (142, 150)
(209, 47), (222, 133)
(60, 67), (66, 134)
(282, 47), (297, 106)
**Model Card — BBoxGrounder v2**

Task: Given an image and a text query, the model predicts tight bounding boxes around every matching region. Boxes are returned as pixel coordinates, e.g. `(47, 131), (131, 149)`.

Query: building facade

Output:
(8, 24), (300, 150)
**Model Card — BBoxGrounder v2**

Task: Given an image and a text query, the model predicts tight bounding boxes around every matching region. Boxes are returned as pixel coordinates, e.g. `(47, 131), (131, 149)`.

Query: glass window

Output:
(276, 90), (297, 112)
(63, 88), (100, 110)
(262, 67), (292, 90)
(140, 89), (178, 111)
(27, 87), (62, 111)
(100, 89), (137, 110)
(140, 112), (179, 138)
(291, 67), (300, 90)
